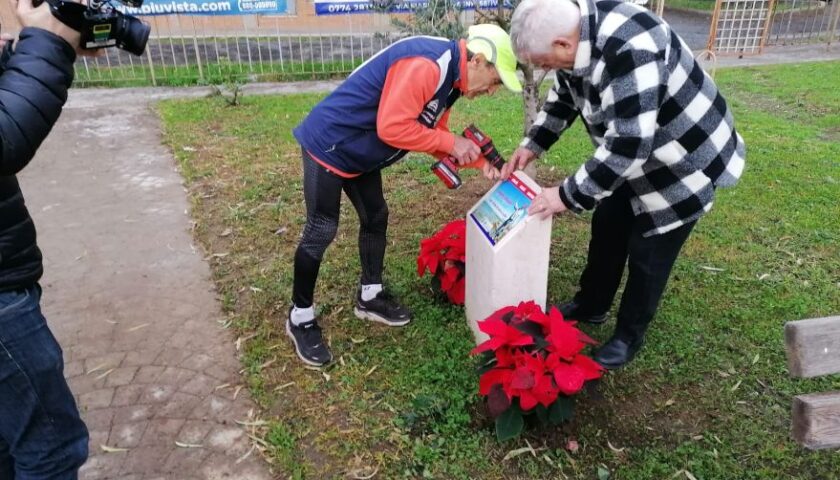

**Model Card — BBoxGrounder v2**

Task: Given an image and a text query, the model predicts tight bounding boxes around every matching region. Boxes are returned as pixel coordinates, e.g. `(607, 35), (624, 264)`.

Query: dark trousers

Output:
(292, 149), (389, 308)
(574, 192), (696, 344)
(0, 285), (89, 480)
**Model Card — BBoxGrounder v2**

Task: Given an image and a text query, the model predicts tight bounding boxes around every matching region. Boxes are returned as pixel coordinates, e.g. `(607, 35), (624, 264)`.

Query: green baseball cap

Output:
(467, 24), (522, 93)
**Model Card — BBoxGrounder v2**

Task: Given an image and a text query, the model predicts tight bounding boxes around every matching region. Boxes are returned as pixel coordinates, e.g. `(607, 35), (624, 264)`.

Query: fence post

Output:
(145, 42), (157, 87)
(827, 0), (840, 47)
(785, 315), (840, 450)
(191, 16), (205, 82)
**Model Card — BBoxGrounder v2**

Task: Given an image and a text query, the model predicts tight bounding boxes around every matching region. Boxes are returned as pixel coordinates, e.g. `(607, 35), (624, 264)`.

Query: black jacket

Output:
(0, 28), (76, 291)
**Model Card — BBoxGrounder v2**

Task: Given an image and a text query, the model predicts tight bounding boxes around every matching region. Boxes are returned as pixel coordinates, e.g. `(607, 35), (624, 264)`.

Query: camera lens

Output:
(115, 14), (150, 56)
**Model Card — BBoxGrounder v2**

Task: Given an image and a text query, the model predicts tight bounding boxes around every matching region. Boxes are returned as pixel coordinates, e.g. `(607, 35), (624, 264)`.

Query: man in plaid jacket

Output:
(503, 0), (746, 368)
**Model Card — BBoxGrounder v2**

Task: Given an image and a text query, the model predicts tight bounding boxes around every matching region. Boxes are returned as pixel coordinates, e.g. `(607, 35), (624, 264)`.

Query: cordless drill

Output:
(432, 124), (505, 190)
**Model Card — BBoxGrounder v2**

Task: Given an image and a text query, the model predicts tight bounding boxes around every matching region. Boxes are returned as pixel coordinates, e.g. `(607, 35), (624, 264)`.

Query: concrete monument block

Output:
(465, 172), (553, 344)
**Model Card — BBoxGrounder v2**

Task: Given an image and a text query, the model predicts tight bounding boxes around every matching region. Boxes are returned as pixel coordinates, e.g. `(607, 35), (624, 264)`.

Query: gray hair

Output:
(510, 0), (581, 59)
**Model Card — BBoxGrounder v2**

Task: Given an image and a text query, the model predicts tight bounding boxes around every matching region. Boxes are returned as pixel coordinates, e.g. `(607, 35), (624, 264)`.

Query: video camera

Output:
(36, 0), (151, 56)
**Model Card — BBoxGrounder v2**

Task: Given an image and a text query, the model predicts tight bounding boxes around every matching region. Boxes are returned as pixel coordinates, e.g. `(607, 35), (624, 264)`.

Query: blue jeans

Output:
(0, 285), (88, 480)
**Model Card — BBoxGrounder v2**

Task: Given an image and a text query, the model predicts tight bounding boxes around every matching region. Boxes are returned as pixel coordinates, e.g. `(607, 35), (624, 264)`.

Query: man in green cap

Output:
(287, 24), (521, 366)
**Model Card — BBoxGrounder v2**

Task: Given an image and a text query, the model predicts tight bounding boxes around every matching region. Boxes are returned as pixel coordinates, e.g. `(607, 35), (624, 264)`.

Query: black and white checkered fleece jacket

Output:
(522, 0), (746, 236)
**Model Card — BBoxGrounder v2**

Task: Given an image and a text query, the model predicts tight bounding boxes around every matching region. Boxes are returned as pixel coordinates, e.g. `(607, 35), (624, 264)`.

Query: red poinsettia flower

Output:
(545, 352), (604, 396)
(446, 276), (465, 304)
(510, 350), (546, 410)
(545, 306), (599, 360)
(471, 318), (534, 354)
(532, 371), (560, 407)
(475, 301), (605, 421)
(470, 306), (530, 355)
(513, 301), (545, 323)
(417, 219), (466, 305)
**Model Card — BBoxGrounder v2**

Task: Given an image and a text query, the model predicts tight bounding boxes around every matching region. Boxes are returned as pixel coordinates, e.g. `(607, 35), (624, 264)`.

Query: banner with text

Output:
(119, 0), (288, 16)
(314, 0), (511, 15)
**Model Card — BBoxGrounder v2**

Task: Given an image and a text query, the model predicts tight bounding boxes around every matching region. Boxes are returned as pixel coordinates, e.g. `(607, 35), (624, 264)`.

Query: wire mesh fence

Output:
(74, 12), (409, 87)
(0, 1), (482, 87)
(765, 0), (840, 46)
(707, 0), (774, 54)
(705, 0), (838, 55)
(1, 0), (837, 87)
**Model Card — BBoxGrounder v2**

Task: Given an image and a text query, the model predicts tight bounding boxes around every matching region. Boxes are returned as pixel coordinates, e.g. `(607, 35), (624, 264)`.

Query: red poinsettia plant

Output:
(472, 301), (604, 441)
(417, 219), (466, 304)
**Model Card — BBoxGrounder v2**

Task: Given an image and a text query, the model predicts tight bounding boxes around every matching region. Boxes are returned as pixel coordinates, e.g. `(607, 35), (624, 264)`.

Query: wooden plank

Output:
(785, 316), (840, 378)
(792, 391), (840, 450)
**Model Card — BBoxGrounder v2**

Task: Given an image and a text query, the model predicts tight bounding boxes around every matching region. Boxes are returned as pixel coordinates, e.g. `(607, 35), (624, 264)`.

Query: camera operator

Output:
(0, 0), (99, 477)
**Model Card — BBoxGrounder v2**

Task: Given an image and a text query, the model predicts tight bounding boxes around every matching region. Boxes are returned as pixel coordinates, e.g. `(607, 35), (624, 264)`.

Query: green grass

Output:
(75, 59), (364, 88)
(665, 0), (716, 11)
(158, 60), (840, 479)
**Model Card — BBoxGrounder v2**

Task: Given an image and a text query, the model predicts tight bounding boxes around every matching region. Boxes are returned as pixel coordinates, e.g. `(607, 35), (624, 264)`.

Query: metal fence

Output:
(0, 1), (483, 87)
(708, 0), (775, 54)
(705, 0), (839, 55)
(1, 0), (837, 86)
(72, 11), (417, 86)
(765, 0), (840, 46)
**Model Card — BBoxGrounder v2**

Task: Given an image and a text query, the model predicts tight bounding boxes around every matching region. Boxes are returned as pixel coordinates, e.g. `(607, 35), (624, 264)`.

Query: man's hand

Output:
(13, 0), (98, 56)
(0, 33), (13, 50)
(501, 147), (537, 179)
(450, 135), (480, 165)
(528, 184), (568, 219)
(481, 160), (501, 181)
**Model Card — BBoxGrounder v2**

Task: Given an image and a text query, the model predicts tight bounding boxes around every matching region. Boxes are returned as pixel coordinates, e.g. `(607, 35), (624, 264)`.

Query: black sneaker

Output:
(286, 311), (333, 366)
(354, 289), (412, 327)
(556, 301), (608, 325)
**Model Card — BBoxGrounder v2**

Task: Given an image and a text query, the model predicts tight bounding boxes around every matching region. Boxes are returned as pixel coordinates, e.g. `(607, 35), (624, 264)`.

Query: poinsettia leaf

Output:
(510, 367), (535, 390)
(478, 318), (510, 337)
(476, 351), (497, 374)
(484, 306), (516, 324)
(446, 277), (465, 305)
(427, 255), (440, 276)
(478, 368), (512, 395)
(548, 305), (565, 322)
(548, 396), (575, 424)
(533, 373), (560, 407)
(553, 363), (586, 396)
(573, 355), (605, 381)
(578, 330), (598, 345)
(439, 267), (458, 291)
(518, 390), (539, 411)
(534, 404), (550, 425)
(487, 384), (511, 417)
(547, 324), (585, 360)
(495, 403), (524, 442)
(470, 337), (503, 355)
(512, 320), (549, 348)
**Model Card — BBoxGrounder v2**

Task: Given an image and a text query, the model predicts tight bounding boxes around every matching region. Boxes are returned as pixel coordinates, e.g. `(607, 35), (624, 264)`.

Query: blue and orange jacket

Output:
(293, 36), (469, 177)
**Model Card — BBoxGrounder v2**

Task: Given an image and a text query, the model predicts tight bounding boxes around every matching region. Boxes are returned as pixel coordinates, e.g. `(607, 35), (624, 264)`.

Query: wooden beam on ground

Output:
(785, 316), (840, 378)
(792, 392), (840, 450)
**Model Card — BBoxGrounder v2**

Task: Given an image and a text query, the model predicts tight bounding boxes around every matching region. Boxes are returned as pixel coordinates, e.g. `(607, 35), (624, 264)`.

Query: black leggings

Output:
(292, 149), (388, 308)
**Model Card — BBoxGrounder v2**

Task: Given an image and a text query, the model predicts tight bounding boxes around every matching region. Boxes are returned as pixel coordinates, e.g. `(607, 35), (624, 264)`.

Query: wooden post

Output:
(792, 392), (840, 450)
(785, 315), (840, 450)
(785, 316), (840, 378)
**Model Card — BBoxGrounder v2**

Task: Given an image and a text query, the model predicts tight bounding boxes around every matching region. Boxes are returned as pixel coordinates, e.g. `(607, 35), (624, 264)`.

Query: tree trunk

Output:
(521, 65), (542, 135)
(520, 64), (546, 179)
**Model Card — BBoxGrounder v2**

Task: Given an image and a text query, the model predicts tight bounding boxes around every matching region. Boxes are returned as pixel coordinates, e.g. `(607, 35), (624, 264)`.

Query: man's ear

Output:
(551, 37), (573, 50)
(470, 52), (487, 66)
